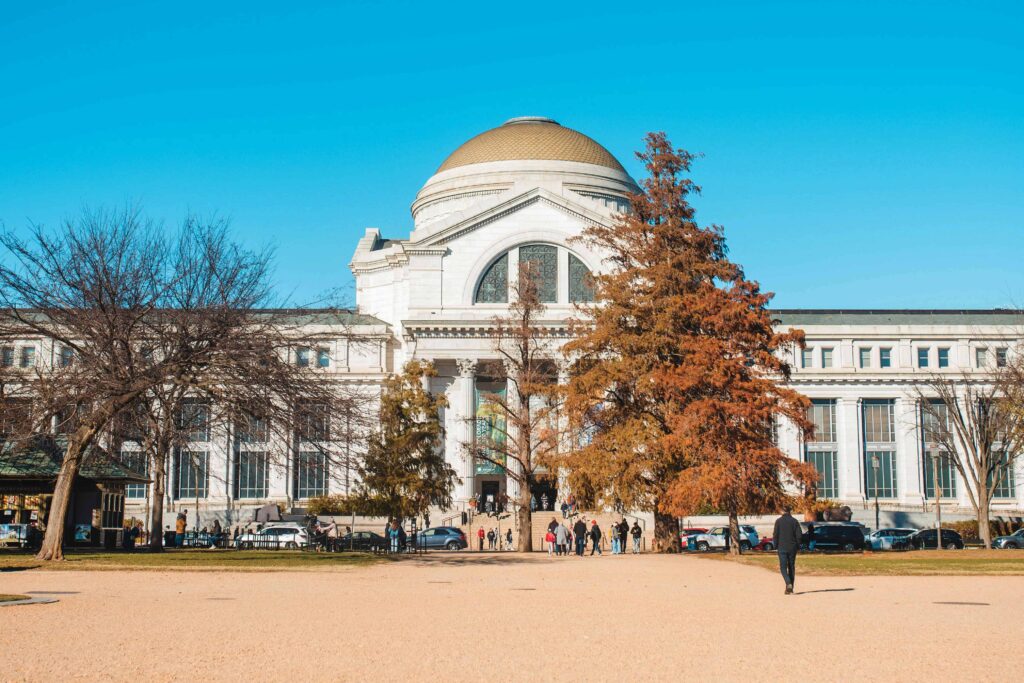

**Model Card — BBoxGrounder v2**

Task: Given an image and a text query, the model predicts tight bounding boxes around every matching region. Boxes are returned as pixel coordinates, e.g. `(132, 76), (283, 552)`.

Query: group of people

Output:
(544, 517), (643, 556)
(476, 526), (514, 551)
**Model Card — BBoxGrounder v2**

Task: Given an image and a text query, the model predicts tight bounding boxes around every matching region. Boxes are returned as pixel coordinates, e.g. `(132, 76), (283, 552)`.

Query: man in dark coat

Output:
(589, 521), (602, 555)
(773, 505), (803, 594)
(573, 519), (587, 556)
(618, 519), (629, 552)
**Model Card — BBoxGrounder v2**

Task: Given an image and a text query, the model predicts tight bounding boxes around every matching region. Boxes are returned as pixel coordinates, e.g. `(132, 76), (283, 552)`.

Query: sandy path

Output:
(2, 553), (1021, 682)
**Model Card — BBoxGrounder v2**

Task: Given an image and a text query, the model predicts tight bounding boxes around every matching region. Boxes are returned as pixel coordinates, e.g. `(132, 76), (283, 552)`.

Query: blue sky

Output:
(1, 1), (1021, 309)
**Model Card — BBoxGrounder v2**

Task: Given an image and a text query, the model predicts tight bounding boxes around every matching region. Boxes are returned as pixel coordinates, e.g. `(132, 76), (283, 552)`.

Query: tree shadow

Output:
(796, 588), (855, 595)
(0, 566), (39, 572)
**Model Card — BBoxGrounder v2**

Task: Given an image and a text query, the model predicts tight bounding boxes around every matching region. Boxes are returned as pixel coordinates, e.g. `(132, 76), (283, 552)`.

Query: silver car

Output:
(692, 525), (759, 552)
(867, 527), (917, 551)
(991, 529), (1024, 549)
(234, 524), (308, 549)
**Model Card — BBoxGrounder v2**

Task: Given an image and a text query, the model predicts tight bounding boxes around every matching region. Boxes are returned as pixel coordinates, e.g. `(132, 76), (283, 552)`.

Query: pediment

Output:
(410, 187), (614, 250)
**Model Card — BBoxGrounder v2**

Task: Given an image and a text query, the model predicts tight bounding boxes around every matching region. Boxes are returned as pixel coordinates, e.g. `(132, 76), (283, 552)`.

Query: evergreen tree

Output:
(564, 133), (815, 552)
(357, 360), (457, 524)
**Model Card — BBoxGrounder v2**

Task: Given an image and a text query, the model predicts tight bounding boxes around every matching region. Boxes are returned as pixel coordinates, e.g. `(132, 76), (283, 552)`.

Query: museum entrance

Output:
(529, 476), (557, 512)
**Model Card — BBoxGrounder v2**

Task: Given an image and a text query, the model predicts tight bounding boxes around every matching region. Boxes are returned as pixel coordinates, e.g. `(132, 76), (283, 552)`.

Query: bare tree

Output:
(465, 263), (563, 552)
(915, 370), (1024, 547)
(0, 208), (366, 560)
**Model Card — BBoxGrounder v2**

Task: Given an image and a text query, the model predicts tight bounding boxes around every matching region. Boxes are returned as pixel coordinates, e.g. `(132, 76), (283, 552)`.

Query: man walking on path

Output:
(773, 505), (803, 594)
(573, 519), (587, 556)
(589, 521), (602, 555)
(630, 522), (642, 554)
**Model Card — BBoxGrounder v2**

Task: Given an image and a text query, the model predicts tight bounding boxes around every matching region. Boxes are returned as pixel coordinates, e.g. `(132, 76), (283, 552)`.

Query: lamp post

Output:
(870, 453), (880, 532)
(932, 451), (943, 551)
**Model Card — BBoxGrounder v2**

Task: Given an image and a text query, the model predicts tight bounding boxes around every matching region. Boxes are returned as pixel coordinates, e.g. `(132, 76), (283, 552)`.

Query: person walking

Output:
(487, 528), (496, 550)
(174, 513), (186, 548)
(773, 504), (803, 594)
(573, 519), (587, 556)
(589, 520), (602, 555)
(630, 522), (642, 554)
(618, 519), (629, 554)
(555, 522), (569, 556)
(609, 524), (619, 554)
(541, 492), (549, 512)
(477, 526), (485, 551)
(505, 528), (513, 551)
(545, 529), (556, 556)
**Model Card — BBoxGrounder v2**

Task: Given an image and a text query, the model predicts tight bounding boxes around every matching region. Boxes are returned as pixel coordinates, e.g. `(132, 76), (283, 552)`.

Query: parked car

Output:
(992, 529), (1024, 549)
(692, 525), (759, 552)
(416, 526), (468, 550)
(802, 523), (866, 551)
(234, 523), (308, 549)
(680, 528), (708, 549)
(753, 536), (775, 552)
(337, 531), (389, 552)
(867, 528), (917, 551)
(910, 528), (964, 550)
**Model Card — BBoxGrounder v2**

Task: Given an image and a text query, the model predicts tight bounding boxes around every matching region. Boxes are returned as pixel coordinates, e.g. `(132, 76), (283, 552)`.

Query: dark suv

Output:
(910, 528), (964, 550)
(803, 523), (866, 551)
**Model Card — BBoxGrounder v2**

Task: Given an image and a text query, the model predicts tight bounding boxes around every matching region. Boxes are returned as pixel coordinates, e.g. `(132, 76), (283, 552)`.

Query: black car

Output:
(337, 531), (388, 552)
(910, 528), (964, 550)
(802, 523), (866, 551)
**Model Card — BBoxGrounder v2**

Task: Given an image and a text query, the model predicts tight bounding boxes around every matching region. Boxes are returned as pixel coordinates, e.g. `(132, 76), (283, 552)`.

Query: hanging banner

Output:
(475, 387), (507, 474)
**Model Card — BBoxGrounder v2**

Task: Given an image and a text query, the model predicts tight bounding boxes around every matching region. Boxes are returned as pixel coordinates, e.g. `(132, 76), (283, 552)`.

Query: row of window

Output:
(166, 401), (331, 443)
(124, 450), (330, 501)
(2, 343), (335, 371)
(804, 399), (1016, 500)
(801, 345), (1009, 370)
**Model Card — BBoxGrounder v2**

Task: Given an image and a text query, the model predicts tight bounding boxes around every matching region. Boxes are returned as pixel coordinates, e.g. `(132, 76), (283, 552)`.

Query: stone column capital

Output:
(456, 358), (477, 378)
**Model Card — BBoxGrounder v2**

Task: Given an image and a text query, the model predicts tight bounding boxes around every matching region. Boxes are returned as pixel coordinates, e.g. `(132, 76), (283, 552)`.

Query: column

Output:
(454, 358), (477, 502)
(837, 397), (864, 502)
(896, 396), (924, 505)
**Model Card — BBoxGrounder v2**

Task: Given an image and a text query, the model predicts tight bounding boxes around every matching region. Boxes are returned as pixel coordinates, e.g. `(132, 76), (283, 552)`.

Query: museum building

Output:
(17, 116), (1020, 530)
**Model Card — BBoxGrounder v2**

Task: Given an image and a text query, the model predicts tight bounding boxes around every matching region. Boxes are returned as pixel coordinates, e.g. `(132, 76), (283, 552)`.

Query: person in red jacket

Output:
(477, 526), (485, 551)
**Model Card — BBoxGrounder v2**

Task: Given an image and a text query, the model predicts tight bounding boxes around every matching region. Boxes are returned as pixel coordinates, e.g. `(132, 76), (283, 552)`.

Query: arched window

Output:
(568, 254), (595, 303)
(519, 244), (557, 303)
(475, 253), (508, 303)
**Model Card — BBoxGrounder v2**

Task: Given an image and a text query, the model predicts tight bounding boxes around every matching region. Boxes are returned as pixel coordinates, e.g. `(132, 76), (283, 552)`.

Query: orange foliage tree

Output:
(563, 132), (815, 552)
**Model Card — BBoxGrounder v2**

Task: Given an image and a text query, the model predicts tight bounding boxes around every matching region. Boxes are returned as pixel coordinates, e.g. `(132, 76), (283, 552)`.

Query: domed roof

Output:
(436, 117), (626, 174)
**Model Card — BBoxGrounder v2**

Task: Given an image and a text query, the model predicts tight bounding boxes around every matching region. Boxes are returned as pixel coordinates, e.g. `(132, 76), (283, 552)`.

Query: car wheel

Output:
(843, 543), (855, 551)
(446, 541), (460, 551)
(765, 543), (774, 551)
(740, 541), (751, 552)
(286, 541), (298, 549)
(945, 542), (957, 550)
(696, 541), (710, 552)
(242, 542), (253, 550)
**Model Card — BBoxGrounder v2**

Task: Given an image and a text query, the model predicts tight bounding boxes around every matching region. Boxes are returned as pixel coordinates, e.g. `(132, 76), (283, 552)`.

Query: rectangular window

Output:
(821, 348), (834, 368)
(0, 347), (13, 367)
(120, 451), (149, 499)
(317, 348), (331, 368)
(296, 404), (330, 442)
(235, 451), (269, 499)
(996, 348), (1008, 368)
(859, 348), (872, 369)
(989, 453), (1016, 499)
(801, 348), (814, 369)
(177, 400), (210, 442)
(806, 451), (839, 499)
(976, 348), (988, 368)
(862, 399), (895, 443)
(865, 450), (897, 499)
(296, 347), (310, 368)
(807, 399), (837, 443)
(294, 451), (328, 498)
(917, 347), (929, 368)
(879, 348), (892, 368)
(923, 451), (956, 499)
(937, 347), (949, 368)
(236, 414), (269, 444)
(59, 346), (74, 368)
(174, 450), (209, 499)
(20, 347), (35, 368)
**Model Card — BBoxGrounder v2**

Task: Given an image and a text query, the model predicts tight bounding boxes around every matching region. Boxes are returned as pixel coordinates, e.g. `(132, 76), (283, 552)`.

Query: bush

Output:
(945, 518), (1023, 542)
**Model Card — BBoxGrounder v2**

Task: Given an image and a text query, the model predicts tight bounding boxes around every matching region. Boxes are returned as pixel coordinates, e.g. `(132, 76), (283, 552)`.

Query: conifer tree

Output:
(357, 360), (457, 525)
(564, 133), (815, 552)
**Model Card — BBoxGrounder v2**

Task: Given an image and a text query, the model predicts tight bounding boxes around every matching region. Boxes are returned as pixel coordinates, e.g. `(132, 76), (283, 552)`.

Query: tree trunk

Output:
(727, 510), (741, 556)
(149, 450), (166, 551)
(35, 439), (85, 561)
(654, 509), (679, 553)
(977, 496), (992, 548)
(516, 481), (532, 552)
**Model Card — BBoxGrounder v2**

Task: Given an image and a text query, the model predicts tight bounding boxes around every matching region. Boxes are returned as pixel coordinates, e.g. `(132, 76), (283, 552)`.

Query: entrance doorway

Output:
(480, 481), (500, 513)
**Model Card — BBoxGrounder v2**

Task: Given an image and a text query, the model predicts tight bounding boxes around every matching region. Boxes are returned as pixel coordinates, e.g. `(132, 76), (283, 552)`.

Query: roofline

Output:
(770, 309), (1021, 315)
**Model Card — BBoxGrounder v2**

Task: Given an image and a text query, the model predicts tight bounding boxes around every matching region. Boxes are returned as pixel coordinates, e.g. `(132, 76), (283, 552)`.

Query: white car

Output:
(692, 525), (759, 552)
(234, 524), (308, 549)
(867, 527), (917, 551)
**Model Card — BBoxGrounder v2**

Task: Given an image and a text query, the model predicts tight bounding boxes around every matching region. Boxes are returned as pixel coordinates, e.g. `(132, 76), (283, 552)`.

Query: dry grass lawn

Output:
(696, 548), (1024, 575)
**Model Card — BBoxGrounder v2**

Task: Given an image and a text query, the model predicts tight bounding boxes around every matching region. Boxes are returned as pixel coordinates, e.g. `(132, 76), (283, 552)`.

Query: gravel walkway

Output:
(2, 553), (1019, 681)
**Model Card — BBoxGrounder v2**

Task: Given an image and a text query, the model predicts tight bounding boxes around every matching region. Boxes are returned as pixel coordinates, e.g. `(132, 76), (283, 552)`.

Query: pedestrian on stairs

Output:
(589, 520), (602, 555)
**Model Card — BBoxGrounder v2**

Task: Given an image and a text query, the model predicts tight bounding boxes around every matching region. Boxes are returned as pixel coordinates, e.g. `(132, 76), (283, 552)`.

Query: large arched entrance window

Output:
(473, 244), (595, 305)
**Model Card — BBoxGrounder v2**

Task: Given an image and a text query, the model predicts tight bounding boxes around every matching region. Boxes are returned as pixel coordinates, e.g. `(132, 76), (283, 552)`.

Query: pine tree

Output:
(357, 360), (457, 525)
(563, 133), (815, 552)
